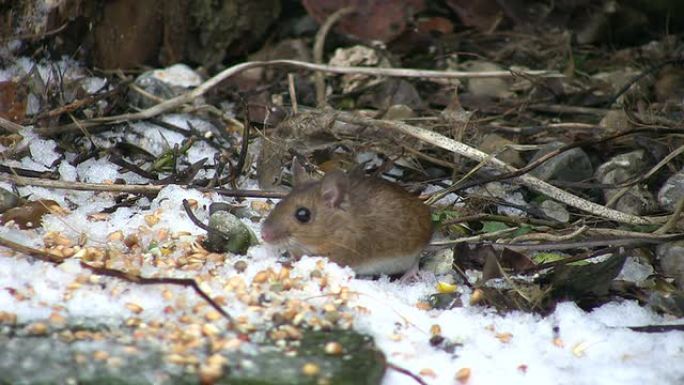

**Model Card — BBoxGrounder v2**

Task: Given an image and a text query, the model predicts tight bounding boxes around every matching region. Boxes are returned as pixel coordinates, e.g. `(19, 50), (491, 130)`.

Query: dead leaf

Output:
(0, 200), (62, 229)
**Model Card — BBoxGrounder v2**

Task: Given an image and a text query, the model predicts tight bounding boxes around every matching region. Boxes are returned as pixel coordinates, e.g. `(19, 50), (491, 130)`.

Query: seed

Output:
(107, 231), (124, 242)
(301, 362), (320, 376)
(455, 367), (471, 383)
(234, 260), (248, 272)
(125, 303), (144, 314)
(252, 270), (269, 284)
(124, 234), (140, 248)
(93, 350), (109, 361)
(27, 322), (48, 335)
(144, 214), (160, 226)
(205, 311), (222, 322)
(324, 341), (343, 355)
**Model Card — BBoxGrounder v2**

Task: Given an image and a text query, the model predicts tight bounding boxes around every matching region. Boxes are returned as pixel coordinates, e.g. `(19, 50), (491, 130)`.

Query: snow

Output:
(0, 58), (682, 385)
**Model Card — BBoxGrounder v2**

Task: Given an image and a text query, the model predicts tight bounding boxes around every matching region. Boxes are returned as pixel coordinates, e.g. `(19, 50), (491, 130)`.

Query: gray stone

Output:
(656, 241), (684, 288)
(616, 256), (655, 286)
(540, 200), (570, 223)
(595, 150), (658, 215)
(0, 323), (386, 385)
(206, 210), (258, 255)
(529, 142), (593, 183)
(658, 170), (684, 212)
(478, 133), (524, 168)
(0, 187), (19, 213)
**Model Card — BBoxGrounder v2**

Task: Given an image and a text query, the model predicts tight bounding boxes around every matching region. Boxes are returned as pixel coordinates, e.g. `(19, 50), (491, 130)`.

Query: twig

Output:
(234, 101), (251, 178)
(430, 227), (519, 246)
(0, 116), (23, 134)
(486, 232), (684, 252)
(36, 59), (560, 136)
(441, 213), (561, 228)
(332, 111), (667, 225)
(527, 104), (609, 116)
(508, 226), (588, 244)
(0, 235), (234, 324)
(0, 173), (286, 199)
(287, 73), (299, 114)
(387, 363), (429, 385)
(313, 6), (356, 107)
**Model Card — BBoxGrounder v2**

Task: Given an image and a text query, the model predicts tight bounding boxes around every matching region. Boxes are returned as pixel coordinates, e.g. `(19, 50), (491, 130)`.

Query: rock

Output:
(529, 141), (593, 183)
(477, 133), (524, 168)
(230, 329), (386, 385)
(0, 322), (385, 385)
(656, 241), (684, 288)
(599, 110), (634, 134)
(422, 248), (454, 275)
(539, 200), (570, 223)
(595, 150), (658, 215)
(658, 169), (684, 212)
(381, 104), (416, 121)
(205, 205), (258, 254)
(462, 61), (513, 99)
(129, 64), (202, 109)
(616, 256), (655, 286)
(467, 181), (528, 217)
(0, 187), (20, 213)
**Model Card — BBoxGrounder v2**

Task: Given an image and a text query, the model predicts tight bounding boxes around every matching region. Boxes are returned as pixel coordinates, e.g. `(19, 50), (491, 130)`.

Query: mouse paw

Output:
(398, 263), (421, 284)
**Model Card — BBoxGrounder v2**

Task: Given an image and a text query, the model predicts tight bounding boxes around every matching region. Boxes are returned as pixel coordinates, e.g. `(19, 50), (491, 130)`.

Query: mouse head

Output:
(261, 162), (352, 251)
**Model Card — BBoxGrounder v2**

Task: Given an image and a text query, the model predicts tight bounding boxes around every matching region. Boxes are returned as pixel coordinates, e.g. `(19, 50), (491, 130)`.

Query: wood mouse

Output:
(261, 162), (433, 278)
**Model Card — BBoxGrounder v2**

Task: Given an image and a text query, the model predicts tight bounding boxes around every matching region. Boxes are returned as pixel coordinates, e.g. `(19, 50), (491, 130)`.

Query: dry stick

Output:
(0, 236), (234, 324)
(332, 111), (667, 225)
(36, 60), (558, 136)
(484, 233), (684, 252)
(313, 6), (356, 107)
(387, 363), (429, 385)
(0, 116), (22, 134)
(287, 73), (299, 114)
(0, 173), (286, 199)
(508, 225), (588, 244)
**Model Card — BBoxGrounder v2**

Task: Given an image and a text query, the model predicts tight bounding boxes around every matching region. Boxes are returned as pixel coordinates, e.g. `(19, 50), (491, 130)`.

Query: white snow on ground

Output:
(0, 59), (682, 385)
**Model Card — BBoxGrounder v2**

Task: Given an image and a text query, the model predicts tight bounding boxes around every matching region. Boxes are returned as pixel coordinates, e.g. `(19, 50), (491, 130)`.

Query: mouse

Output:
(261, 161), (433, 279)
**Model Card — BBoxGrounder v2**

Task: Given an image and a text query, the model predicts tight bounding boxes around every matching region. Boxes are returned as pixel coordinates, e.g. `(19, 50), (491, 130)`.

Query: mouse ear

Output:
(291, 157), (312, 186)
(320, 170), (349, 208)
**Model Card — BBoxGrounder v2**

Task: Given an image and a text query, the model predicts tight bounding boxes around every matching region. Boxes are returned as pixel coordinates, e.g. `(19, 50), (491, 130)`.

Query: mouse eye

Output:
(294, 207), (311, 223)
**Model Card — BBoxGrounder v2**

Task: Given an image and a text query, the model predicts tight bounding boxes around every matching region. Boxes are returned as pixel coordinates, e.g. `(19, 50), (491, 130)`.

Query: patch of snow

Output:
(151, 64), (202, 88)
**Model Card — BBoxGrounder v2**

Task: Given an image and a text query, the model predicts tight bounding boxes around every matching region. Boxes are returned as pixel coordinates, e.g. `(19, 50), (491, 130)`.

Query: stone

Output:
(529, 141), (593, 183)
(658, 170), (684, 212)
(595, 150), (658, 215)
(656, 241), (684, 288)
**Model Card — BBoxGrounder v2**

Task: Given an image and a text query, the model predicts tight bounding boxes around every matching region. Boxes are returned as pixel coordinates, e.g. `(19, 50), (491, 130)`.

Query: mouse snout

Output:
(261, 221), (285, 244)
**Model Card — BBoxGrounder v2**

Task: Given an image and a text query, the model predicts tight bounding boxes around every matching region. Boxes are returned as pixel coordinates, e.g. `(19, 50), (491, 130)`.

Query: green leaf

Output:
(481, 221), (510, 233)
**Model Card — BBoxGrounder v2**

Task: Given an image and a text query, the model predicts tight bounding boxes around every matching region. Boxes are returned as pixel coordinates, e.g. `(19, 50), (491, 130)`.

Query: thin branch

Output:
(387, 363), (429, 385)
(313, 6), (356, 107)
(0, 116), (23, 134)
(0, 173), (286, 199)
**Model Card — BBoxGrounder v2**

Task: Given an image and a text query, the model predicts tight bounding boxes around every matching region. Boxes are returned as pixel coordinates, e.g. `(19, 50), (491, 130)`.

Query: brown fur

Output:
(261, 170), (433, 273)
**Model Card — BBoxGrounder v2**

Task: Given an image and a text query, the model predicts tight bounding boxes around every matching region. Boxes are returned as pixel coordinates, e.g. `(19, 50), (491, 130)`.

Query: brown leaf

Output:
(302, 0), (425, 43)
(0, 200), (62, 229)
(0, 81), (27, 123)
